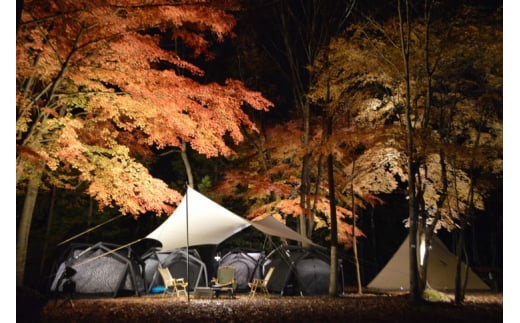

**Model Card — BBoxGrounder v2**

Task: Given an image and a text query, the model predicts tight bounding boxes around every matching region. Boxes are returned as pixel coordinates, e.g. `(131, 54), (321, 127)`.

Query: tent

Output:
(146, 186), (319, 250)
(366, 235), (491, 291)
(141, 248), (208, 293)
(262, 245), (342, 296)
(218, 248), (265, 291)
(49, 242), (146, 297)
(251, 216), (319, 247)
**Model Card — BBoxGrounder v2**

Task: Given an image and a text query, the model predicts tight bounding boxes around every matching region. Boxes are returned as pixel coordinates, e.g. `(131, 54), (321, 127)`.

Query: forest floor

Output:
(19, 288), (504, 323)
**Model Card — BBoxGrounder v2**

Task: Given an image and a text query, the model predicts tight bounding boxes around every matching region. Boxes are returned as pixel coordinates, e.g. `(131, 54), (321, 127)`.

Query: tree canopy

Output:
(17, 0), (273, 216)
(307, 3), (502, 233)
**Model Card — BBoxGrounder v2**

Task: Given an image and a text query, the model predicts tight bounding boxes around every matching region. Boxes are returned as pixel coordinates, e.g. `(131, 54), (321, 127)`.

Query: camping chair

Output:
(157, 265), (188, 297)
(210, 266), (236, 298)
(248, 266), (274, 297)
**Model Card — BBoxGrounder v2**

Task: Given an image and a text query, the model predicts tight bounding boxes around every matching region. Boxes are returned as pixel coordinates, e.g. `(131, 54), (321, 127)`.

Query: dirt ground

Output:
(20, 289), (503, 323)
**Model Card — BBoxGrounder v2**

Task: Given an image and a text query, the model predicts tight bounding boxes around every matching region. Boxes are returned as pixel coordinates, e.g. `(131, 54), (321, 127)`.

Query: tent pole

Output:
(186, 184), (190, 303)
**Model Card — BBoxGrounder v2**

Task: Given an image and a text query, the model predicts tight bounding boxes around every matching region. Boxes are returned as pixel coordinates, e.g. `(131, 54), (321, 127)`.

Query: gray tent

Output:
(367, 235), (490, 291)
(142, 248), (208, 293)
(218, 249), (265, 291)
(262, 245), (342, 296)
(49, 242), (145, 297)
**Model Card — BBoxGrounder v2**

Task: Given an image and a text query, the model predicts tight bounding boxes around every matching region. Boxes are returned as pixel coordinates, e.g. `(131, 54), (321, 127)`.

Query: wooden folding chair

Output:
(248, 267), (274, 297)
(157, 265), (188, 297)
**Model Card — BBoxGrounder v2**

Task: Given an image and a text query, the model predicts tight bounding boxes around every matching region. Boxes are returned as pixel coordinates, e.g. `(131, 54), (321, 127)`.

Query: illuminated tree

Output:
(16, 0), (272, 286)
(308, 1), (502, 300)
(240, 0), (357, 243)
(213, 120), (366, 247)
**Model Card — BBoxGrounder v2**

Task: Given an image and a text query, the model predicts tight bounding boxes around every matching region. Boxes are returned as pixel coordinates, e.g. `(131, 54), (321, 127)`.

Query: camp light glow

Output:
(419, 238), (426, 266)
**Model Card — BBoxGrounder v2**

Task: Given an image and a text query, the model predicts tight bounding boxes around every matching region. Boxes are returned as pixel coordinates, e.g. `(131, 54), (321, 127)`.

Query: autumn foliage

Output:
(210, 3), (501, 249)
(16, 0), (500, 252)
(213, 120), (366, 248)
(16, 0), (273, 216)
(306, 4), (502, 233)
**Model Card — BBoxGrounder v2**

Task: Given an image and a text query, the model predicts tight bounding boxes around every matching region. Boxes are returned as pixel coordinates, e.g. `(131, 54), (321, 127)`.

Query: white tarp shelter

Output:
(366, 235), (490, 291)
(146, 186), (317, 251)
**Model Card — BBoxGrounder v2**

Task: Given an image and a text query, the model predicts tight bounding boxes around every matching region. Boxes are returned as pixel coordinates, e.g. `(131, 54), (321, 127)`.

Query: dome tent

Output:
(142, 247), (208, 293)
(49, 241), (145, 298)
(218, 248), (265, 291)
(262, 245), (343, 296)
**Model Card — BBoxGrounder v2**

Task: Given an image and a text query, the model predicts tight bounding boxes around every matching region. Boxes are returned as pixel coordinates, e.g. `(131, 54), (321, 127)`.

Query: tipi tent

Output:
(218, 248), (265, 291)
(367, 235), (490, 291)
(142, 248), (208, 293)
(49, 242), (145, 297)
(146, 186), (318, 250)
(262, 245), (342, 296)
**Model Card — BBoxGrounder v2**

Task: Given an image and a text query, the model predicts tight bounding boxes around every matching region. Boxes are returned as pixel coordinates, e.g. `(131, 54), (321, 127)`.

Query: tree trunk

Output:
(180, 140), (194, 188)
(455, 230), (463, 304)
(87, 196), (94, 242)
(310, 155), (324, 237)
(351, 160), (362, 294)
(455, 226), (470, 304)
(398, 0), (421, 302)
(17, 171), (42, 287)
(455, 171), (476, 304)
(462, 236), (470, 298)
(39, 186), (56, 276)
(455, 118), (482, 303)
(299, 103), (310, 241)
(17, 0), (24, 34)
(327, 151), (338, 297)
(276, 3), (310, 242)
(352, 211), (363, 294)
(329, 244), (338, 297)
